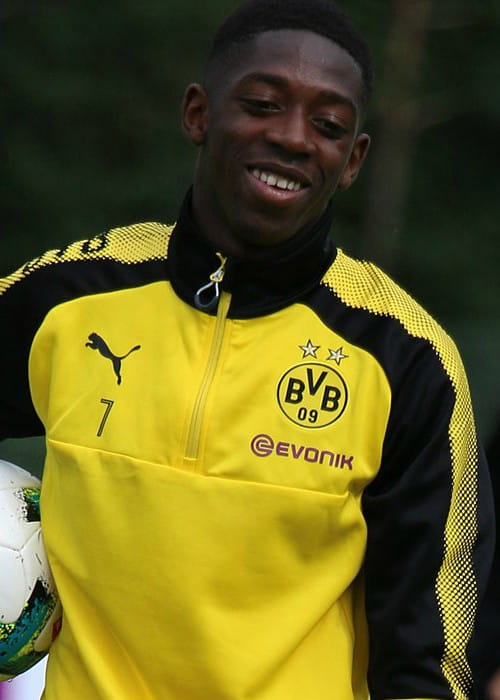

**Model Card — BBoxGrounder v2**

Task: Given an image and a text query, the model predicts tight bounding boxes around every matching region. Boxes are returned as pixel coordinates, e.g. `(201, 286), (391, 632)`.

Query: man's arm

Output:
(0, 262), (46, 440)
(363, 338), (494, 700)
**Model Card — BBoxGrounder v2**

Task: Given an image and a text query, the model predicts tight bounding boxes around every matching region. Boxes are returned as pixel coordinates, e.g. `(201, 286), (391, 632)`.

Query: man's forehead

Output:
(226, 30), (363, 105)
(205, 1), (373, 108)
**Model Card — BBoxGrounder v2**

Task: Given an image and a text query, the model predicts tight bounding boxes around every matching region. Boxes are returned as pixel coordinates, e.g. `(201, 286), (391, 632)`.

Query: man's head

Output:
(182, 0), (373, 258)
(205, 0), (373, 112)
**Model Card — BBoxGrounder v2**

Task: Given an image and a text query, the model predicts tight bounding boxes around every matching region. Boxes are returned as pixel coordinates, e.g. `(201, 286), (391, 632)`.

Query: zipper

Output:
(185, 255), (231, 462)
(194, 252), (227, 311)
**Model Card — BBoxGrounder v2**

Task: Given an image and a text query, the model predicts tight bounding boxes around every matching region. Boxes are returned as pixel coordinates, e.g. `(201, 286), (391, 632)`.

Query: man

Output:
(471, 422), (500, 699)
(0, 0), (493, 698)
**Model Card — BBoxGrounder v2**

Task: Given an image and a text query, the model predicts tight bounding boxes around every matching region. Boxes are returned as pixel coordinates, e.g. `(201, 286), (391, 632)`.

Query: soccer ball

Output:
(0, 459), (62, 681)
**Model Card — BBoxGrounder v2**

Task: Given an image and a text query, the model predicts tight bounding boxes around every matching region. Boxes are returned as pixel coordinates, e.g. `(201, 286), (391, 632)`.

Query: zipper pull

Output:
(194, 252), (228, 311)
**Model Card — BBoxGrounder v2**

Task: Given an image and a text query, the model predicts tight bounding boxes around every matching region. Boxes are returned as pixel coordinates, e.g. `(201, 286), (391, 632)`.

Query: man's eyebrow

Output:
(236, 71), (357, 113)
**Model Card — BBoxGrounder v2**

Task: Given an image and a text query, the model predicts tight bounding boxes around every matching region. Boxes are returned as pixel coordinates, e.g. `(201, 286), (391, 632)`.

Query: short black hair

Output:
(205, 0), (373, 106)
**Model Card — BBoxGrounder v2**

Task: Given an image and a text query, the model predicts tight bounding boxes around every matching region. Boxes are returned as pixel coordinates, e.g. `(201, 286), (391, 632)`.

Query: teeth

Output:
(250, 168), (302, 192)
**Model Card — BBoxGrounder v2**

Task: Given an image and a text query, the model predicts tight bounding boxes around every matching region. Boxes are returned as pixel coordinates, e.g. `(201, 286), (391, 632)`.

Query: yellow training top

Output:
(0, 202), (492, 699)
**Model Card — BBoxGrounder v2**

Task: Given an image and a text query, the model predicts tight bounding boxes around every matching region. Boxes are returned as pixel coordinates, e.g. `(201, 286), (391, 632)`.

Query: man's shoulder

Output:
(324, 248), (445, 335)
(321, 248), (462, 381)
(1, 221), (174, 301)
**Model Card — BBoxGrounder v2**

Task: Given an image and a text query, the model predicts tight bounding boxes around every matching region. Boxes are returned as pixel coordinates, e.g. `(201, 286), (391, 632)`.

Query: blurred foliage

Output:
(1, 0), (499, 476)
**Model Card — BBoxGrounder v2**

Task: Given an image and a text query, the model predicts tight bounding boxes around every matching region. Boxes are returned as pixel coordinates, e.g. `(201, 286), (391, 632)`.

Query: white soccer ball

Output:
(0, 459), (62, 681)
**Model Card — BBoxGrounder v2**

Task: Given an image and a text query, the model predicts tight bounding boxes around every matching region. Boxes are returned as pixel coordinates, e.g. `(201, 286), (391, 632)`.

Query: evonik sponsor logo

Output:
(250, 433), (354, 470)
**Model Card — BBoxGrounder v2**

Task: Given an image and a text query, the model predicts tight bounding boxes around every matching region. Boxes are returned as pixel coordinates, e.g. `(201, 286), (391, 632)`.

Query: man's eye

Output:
(314, 119), (346, 138)
(241, 98), (279, 112)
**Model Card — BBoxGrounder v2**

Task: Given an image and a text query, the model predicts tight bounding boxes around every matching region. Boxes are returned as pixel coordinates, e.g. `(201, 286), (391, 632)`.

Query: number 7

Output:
(97, 398), (114, 437)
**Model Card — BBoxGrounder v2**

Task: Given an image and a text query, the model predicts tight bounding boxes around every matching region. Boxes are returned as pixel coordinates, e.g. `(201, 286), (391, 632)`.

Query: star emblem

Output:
(299, 339), (320, 358)
(328, 347), (348, 365)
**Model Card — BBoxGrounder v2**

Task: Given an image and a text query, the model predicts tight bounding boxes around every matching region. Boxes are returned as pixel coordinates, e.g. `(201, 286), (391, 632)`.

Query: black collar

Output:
(167, 188), (336, 318)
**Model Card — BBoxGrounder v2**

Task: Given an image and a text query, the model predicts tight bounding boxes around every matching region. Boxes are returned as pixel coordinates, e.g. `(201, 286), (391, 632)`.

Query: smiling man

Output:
(0, 1), (493, 699)
(184, 28), (370, 254)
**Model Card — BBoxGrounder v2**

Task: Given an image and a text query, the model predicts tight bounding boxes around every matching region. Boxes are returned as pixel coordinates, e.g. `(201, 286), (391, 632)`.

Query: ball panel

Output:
(0, 546), (27, 623)
(0, 460), (61, 681)
(0, 460), (40, 490)
(20, 530), (50, 598)
(0, 490), (40, 549)
(0, 580), (57, 680)
(33, 601), (62, 652)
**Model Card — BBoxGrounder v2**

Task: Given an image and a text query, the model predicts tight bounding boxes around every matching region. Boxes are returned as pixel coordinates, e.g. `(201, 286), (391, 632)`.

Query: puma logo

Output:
(86, 332), (141, 385)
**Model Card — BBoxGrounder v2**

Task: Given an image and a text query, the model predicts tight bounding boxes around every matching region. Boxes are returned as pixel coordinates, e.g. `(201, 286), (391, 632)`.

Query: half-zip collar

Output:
(167, 188), (336, 318)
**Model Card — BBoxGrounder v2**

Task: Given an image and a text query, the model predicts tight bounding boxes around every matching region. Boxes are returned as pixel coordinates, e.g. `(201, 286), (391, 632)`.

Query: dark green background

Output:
(1, 0), (499, 477)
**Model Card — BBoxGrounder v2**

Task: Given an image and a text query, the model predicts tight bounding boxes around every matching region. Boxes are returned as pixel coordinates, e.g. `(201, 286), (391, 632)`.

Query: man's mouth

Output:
(249, 168), (304, 192)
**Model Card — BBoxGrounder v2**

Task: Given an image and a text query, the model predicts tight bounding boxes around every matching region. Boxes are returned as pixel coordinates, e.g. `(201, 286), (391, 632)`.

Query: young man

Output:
(0, 0), (493, 698)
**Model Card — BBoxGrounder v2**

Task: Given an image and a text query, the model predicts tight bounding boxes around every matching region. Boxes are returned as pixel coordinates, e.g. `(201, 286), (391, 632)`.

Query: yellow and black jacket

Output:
(0, 195), (493, 700)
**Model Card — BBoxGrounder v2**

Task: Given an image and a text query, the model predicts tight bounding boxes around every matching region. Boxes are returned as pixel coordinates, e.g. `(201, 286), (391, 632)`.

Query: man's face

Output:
(183, 29), (370, 256)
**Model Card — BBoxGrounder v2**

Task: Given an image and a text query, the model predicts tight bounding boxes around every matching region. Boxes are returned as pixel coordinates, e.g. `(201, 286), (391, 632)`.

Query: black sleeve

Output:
(469, 422), (500, 697)
(363, 338), (494, 700)
(0, 264), (46, 440)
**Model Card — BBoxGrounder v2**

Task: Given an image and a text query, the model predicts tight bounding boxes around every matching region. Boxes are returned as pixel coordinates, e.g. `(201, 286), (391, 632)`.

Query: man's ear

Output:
(338, 133), (371, 190)
(182, 83), (209, 146)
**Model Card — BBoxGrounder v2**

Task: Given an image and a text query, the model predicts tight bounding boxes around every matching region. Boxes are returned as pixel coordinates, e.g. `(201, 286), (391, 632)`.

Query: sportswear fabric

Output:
(0, 191), (493, 699)
(470, 425), (500, 697)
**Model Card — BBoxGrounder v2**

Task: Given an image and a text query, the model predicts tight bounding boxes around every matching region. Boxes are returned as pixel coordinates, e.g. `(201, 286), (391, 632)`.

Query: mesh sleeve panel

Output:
(322, 249), (480, 700)
(0, 221), (173, 297)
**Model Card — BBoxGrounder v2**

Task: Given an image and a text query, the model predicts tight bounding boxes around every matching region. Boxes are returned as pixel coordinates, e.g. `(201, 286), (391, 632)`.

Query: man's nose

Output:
(264, 108), (315, 155)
